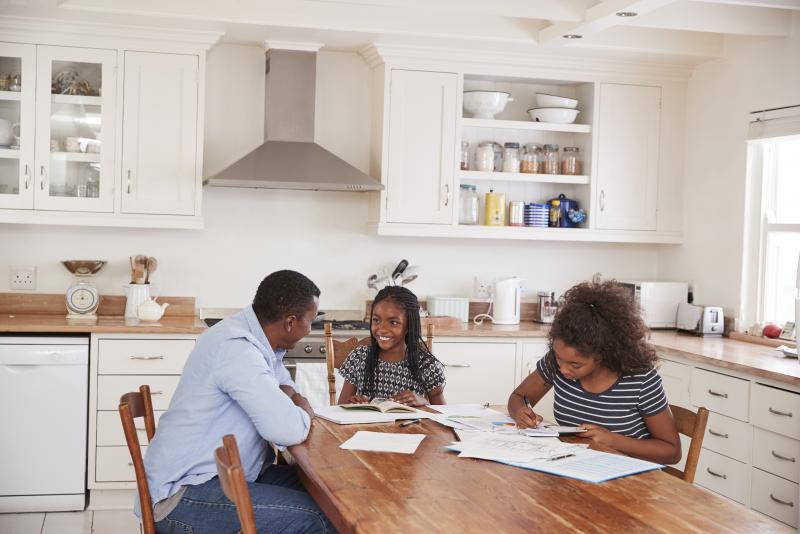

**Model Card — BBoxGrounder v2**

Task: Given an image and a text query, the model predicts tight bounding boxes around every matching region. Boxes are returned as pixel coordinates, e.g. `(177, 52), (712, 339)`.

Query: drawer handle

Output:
(706, 468), (727, 479)
(130, 355), (164, 360)
(707, 389), (728, 398)
(769, 494), (794, 507)
(768, 407), (793, 417)
(708, 429), (729, 439)
(444, 363), (471, 368)
(771, 450), (796, 463)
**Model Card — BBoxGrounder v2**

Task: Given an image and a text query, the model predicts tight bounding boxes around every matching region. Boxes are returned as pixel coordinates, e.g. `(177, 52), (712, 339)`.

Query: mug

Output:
(64, 137), (80, 152)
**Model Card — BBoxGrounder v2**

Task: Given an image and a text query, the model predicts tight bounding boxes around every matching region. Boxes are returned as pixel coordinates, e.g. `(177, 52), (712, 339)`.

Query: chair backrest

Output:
(118, 385), (157, 534)
(215, 434), (257, 534)
(664, 405), (709, 484)
(324, 322), (435, 405)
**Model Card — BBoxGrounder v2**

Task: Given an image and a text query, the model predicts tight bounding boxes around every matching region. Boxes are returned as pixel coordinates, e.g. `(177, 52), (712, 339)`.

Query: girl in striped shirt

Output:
(508, 280), (681, 465)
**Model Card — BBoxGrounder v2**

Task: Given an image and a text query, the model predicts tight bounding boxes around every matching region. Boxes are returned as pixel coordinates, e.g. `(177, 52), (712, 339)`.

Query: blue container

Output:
(550, 194), (580, 228)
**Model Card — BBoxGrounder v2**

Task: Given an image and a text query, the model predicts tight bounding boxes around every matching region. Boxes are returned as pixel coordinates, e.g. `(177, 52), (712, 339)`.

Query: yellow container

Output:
(485, 189), (506, 226)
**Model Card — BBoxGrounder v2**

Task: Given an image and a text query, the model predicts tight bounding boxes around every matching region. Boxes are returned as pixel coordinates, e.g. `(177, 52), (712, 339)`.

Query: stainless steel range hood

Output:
(204, 49), (383, 192)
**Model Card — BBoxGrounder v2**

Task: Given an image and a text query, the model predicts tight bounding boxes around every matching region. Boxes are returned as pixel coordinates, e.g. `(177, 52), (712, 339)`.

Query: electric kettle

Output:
(492, 277), (521, 325)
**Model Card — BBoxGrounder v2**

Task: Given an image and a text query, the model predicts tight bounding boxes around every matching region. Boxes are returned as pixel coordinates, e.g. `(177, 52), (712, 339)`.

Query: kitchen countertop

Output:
(0, 314), (205, 334)
(433, 320), (551, 337)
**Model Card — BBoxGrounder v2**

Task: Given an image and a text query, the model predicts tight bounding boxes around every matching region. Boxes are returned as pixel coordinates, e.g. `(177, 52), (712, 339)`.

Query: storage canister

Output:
(460, 141), (470, 171)
(561, 146), (582, 175)
(475, 142), (495, 172)
(520, 143), (541, 174)
(502, 142), (521, 173)
(459, 184), (480, 225)
(548, 198), (561, 227)
(485, 189), (506, 226)
(543, 143), (560, 175)
(508, 201), (524, 226)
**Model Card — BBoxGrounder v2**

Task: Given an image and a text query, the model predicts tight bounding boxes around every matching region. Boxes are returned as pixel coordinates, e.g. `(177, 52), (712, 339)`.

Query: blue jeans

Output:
(155, 465), (336, 534)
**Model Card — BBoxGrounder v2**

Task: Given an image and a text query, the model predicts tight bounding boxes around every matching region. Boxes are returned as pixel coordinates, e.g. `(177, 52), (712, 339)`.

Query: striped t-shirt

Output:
(536, 356), (668, 439)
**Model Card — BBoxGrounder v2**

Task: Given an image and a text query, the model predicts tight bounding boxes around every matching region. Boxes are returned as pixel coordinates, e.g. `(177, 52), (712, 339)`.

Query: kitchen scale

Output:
(61, 260), (106, 321)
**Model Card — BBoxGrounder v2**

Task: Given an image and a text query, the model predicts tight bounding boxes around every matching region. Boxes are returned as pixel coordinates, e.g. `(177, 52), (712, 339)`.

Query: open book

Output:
(339, 398), (416, 414)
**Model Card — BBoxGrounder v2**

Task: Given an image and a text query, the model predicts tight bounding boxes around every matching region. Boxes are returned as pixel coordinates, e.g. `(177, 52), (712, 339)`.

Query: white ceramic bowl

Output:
(463, 91), (514, 119)
(535, 93), (578, 109)
(527, 108), (580, 124)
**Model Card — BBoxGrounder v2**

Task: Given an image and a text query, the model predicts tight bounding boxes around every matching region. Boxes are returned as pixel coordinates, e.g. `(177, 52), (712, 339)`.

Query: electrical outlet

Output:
(473, 276), (492, 299)
(10, 266), (36, 290)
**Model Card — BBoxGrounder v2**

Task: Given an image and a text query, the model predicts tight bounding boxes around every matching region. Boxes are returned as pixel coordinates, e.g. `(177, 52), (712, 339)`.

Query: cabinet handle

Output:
(769, 494), (794, 507)
(768, 407), (793, 417)
(151, 390), (164, 395)
(24, 164), (30, 190)
(129, 355), (164, 360)
(443, 184), (450, 207)
(707, 389), (728, 398)
(127, 170), (132, 194)
(39, 165), (47, 191)
(283, 363), (297, 369)
(771, 450), (796, 462)
(708, 429), (728, 439)
(599, 189), (605, 211)
(706, 467), (727, 479)
(444, 363), (471, 368)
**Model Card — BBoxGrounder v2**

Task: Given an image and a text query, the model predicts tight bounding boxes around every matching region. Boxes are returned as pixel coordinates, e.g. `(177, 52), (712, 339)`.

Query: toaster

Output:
(676, 303), (724, 336)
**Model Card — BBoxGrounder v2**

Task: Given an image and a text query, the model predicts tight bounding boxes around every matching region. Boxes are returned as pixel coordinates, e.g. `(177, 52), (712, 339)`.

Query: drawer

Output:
(750, 467), (799, 528)
(659, 358), (692, 409)
(95, 445), (147, 483)
(695, 448), (750, 505)
(750, 383), (800, 440)
(98, 339), (194, 374)
(97, 375), (180, 410)
(97, 410), (165, 446)
(690, 368), (749, 421)
(702, 412), (752, 463)
(753, 427), (800, 483)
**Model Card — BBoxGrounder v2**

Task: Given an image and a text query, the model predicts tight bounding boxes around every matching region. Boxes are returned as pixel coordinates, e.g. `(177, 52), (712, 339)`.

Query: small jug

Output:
(137, 297), (170, 322)
(123, 283), (150, 319)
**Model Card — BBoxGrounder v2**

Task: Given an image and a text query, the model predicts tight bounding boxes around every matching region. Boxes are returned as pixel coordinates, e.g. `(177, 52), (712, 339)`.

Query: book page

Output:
(340, 431), (426, 454)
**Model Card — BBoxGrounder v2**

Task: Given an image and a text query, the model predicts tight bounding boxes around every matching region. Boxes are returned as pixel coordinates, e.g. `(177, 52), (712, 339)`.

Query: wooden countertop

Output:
(434, 320), (550, 337)
(0, 314), (206, 334)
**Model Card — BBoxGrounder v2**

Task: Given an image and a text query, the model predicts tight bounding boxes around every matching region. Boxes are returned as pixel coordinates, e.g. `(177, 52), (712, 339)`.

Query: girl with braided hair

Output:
(338, 286), (446, 406)
(508, 280), (681, 464)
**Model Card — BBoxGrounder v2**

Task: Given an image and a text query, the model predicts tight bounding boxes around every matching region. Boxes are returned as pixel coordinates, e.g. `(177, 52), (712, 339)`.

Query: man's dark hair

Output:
(252, 270), (320, 323)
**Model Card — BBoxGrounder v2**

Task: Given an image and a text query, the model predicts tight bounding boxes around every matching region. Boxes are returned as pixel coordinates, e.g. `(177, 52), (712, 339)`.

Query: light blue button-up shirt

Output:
(137, 305), (311, 514)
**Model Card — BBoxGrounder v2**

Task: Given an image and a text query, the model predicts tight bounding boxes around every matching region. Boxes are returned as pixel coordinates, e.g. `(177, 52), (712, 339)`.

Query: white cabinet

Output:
(433, 340), (516, 405)
(121, 52), (199, 216)
(519, 342), (555, 423)
(385, 69), (457, 225)
(595, 83), (661, 231)
(0, 43), (35, 209)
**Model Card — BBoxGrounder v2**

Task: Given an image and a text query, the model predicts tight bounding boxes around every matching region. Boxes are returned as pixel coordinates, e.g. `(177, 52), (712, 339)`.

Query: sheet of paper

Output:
(452, 432), (583, 463)
(543, 425), (587, 434)
(340, 431), (426, 454)
(506, 449), (662, 483)
(316, 405), (429, 425)
(429, 404), (504, 417)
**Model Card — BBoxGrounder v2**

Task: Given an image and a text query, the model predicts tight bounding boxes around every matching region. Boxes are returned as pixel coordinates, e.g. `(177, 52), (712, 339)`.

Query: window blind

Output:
(748, 105), (800, 141)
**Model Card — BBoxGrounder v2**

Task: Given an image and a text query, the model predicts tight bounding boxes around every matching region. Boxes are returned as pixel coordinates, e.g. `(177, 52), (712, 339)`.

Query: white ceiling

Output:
(2, 0), (798, 64)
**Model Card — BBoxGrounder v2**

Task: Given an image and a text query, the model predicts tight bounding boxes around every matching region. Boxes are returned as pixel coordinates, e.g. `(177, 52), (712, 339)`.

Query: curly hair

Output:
(252, 270), (320, 323)
(547, 280), (657, 375)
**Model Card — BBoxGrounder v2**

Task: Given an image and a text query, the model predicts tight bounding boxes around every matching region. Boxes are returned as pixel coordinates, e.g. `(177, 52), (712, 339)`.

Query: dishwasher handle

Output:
(0, 347), (88, 366)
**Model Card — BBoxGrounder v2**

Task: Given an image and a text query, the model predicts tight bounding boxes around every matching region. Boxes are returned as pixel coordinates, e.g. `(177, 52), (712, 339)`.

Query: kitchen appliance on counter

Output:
(492, 277), (522, 325)
(61, 260), (105, 322)
(618, 280), (689, 328)
(534, 291), (558, 324)
(676, 303), (724, 336)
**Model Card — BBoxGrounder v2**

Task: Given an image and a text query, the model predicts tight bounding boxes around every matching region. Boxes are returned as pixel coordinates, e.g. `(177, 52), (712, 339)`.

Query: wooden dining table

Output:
(288, 416), (793, 534)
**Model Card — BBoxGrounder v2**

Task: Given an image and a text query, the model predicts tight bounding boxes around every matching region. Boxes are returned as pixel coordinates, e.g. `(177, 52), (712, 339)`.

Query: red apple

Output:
(763, 324), (782, 338)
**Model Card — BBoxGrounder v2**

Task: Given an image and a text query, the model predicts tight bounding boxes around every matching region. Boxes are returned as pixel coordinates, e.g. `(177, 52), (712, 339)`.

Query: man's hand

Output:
(510, 404), (542, 429)
(291, 392), (314, 420)
(391, 390), (427, 407)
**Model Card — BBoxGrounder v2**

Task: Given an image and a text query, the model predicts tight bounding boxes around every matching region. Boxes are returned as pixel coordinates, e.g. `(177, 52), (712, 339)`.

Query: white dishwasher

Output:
(0, 336), (89, 512)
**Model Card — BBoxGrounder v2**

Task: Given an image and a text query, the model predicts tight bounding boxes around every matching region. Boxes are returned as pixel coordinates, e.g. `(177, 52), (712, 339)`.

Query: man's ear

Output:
(284, 314), (297, 332)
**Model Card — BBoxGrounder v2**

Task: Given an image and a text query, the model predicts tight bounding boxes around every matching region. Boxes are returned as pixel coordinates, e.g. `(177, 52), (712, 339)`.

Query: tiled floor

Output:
(0, 510), (141, 534)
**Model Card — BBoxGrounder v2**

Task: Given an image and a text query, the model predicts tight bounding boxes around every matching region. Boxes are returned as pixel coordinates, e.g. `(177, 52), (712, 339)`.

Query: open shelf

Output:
(51, 94), (102, 106)
(0, 148), (21, 159)
(462, 117), (591, 134)
(457, 170), (589, 185)
(0, 91), (21, 101)
(50, 151), (100, 163)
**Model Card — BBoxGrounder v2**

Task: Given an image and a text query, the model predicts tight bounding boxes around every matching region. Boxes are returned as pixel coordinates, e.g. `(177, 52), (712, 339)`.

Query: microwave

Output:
(618, 281), (689, 328)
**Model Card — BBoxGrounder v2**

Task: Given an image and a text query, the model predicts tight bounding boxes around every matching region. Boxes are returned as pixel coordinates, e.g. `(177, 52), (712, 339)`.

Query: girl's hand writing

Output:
(510, 405), (542, 429)
(344, 394), (369, 404)
(392, 390), (427, 407)
(579, 424), (617, 448)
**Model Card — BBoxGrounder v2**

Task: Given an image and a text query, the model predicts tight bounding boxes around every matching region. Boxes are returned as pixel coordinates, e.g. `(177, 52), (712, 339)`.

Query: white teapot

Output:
(137, 298), (170, 321)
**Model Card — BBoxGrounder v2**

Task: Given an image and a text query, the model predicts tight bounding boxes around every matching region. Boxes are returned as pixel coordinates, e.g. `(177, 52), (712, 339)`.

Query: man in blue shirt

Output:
(139, 270), (335, 533)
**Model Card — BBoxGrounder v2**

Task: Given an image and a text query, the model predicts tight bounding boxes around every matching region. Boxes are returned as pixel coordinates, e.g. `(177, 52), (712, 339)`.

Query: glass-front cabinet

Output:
(0, 43), (116, 212)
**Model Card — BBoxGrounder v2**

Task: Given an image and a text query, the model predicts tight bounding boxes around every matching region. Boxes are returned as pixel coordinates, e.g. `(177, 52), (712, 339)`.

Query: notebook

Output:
(316, 405), (429, 425)
(503, 448), (662, 484)
(339, 398), (416, 413)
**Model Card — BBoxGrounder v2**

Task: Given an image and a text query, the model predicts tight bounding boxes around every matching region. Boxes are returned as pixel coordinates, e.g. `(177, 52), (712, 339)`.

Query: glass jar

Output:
(520, 143), (541, 174)
(459, 184), (479, 225)
(492, 142), (504, 172)
(475, 142), (495, 172)
(548, 198), (561, 227)
(502, 142), (520, 173)
(561, 146), (582, 175)
(508, 201), (525, 226)
(485, 189), (506, 226)
(460, 141), (470, 171)
(543, 143), (560, 175)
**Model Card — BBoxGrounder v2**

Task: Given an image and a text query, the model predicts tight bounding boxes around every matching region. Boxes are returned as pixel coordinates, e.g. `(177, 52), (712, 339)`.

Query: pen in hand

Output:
(399, 418), (421, 427)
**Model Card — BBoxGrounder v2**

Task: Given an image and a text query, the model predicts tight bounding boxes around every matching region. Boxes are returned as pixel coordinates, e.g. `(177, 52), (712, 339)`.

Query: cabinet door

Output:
(34, 46), (117, 212)
(520, 342), (555, 423)
(0, 43), (35, 209)
(595, 83), (660, 231)
(433, 341), (515, 405)
(121, 52), (198, 215)
(386, 69), (457, 224)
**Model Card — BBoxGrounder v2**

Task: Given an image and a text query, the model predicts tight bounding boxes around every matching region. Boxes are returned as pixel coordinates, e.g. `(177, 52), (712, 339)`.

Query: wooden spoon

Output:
(144, 257), (158, 284)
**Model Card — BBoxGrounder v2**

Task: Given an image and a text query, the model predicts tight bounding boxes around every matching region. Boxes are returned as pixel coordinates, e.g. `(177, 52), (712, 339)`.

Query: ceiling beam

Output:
(538, 0), (677, 44)
(631, 0), (791, 36)
(692, 0), (800, 9)
(565, 26), (724, 58)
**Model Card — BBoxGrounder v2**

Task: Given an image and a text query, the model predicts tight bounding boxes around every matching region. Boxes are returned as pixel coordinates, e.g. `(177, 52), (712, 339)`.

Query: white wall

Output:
(658, 15), (800, 318)
(0, 45), (661, 311)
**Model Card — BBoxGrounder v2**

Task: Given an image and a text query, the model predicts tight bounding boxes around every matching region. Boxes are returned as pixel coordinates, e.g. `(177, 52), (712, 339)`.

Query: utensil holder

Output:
(123, 283), (150, 318)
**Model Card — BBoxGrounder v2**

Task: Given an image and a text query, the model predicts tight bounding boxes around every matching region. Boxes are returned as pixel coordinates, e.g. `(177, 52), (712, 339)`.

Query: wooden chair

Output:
(663, 405), (710, 484)
(324, 323), (434, 405)
(118, 385), (158, 534)
(214, 434), (257, 534)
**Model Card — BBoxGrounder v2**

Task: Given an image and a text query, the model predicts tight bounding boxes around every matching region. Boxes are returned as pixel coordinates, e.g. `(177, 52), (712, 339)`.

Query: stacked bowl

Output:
(528, 94), (580, 124)
(524, 203), (549, 228)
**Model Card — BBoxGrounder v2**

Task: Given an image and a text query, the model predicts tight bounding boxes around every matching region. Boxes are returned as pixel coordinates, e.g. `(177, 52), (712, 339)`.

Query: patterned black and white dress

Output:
(339, 345), (446, 399)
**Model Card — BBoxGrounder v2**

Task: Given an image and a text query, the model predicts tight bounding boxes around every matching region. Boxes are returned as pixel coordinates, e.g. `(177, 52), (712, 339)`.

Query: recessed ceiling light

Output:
(562, 34), (583, 39)
(616, 11), (638, 17)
